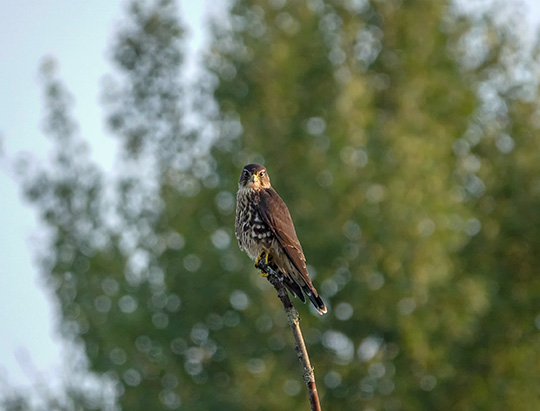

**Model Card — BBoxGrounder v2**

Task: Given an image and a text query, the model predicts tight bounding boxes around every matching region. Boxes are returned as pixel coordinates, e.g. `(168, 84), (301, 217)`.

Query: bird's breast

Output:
(235, 190), (274, 259)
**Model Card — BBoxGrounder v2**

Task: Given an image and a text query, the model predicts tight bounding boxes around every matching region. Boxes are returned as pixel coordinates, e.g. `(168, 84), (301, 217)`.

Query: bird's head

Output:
(239, 163), (271, 190)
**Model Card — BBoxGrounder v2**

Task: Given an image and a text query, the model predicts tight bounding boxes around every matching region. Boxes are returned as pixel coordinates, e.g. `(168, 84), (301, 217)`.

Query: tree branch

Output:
(255, 255), (322, 411)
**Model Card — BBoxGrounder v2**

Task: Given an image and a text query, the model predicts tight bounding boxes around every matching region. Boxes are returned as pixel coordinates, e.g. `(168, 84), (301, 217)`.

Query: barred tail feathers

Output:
(274, 264), (327, 315)
(302, 284), (327, 315)
(282, 275), (306, 303)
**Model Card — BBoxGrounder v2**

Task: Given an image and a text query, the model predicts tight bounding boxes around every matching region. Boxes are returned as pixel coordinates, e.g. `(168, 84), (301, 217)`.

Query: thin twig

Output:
(255, 256), (322, 411)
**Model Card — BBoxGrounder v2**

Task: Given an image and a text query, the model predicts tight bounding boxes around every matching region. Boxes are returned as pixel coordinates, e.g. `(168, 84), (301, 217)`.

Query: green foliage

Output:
(5, 0), (540, 410)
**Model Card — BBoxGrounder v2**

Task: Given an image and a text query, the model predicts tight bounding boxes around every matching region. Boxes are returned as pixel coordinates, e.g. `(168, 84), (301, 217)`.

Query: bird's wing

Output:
(258, 188), (309, 278)
(258, 187), (327, 315)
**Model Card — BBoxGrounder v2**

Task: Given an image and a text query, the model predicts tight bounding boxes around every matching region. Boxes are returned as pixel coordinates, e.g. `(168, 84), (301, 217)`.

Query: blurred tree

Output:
(207, 1), (540, 410)
(448, 10), (540, 408)
(5, 0), (540, 410)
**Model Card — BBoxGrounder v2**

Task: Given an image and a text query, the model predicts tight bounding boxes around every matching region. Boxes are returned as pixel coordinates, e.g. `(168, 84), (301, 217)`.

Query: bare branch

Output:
(255, 256), (322, 411)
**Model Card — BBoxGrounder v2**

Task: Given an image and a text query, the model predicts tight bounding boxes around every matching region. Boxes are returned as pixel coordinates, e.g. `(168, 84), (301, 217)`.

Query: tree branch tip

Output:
(254, 255), (322, 410)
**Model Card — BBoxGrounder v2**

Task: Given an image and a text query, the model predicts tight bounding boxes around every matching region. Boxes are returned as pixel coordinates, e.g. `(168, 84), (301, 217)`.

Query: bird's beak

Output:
(250, 174), (258, 183)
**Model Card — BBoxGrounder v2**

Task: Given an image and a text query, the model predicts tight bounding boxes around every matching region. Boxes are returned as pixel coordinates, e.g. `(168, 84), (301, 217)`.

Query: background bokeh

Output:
(2, 0), (540, 409)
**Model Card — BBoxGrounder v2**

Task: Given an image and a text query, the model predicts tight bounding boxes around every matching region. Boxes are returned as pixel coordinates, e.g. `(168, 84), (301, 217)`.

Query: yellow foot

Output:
(255, 252), (271, 277)
(256, 252), (271, 265)
(255, 252), (264, 266)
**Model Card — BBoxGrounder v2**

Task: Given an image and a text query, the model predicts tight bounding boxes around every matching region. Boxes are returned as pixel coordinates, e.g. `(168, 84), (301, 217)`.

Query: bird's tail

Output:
(302, 285), (327, 315)
(273, 263), (327, 315)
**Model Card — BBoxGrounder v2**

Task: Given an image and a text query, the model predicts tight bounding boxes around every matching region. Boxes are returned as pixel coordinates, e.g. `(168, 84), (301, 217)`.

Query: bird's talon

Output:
(256, 252), (265, 266)
(256, 252), (271, 268)
(260, 271), (269, 278)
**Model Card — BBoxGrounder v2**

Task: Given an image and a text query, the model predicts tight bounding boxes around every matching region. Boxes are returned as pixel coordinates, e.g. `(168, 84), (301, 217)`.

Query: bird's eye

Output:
(259, 171), (265, 178)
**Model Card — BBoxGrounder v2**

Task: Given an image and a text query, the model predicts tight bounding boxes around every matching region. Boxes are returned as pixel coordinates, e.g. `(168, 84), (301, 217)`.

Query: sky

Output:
(0, 0), (539, 397)
(0, 0), (213, 392)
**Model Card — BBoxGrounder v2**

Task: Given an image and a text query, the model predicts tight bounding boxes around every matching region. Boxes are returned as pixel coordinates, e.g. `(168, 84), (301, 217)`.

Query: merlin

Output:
(235, 163), (327, 315)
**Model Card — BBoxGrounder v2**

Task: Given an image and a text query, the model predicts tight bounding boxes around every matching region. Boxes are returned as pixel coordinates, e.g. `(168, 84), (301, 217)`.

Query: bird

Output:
(235, 163), (327, 315)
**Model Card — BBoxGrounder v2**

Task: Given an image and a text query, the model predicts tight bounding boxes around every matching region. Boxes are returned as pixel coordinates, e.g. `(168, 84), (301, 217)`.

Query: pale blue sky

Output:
(0, 0), (538, 395)
(0, 0), (212, 390)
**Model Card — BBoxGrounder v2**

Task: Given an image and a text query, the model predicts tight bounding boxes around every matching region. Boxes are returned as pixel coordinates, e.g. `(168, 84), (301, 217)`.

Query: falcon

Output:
(235, 163), (327, 315)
